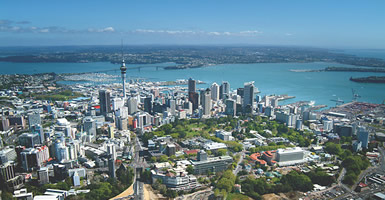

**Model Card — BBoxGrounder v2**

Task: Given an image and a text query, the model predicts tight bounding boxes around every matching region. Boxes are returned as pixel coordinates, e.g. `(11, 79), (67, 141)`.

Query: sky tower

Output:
(120, 57), (127, 99)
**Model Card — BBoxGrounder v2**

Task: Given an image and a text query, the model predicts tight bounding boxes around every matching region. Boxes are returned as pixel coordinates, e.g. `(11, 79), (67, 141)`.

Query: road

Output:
(131, 135), (148, 200)
(233, 150), (246, 175)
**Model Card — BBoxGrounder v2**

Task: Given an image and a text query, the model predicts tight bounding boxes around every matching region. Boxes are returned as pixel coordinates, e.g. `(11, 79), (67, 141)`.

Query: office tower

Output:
(120, 59), (127, 99)
(202, 89), (211, 116)
(271, 97), (279, 108)
(31, 124), (44, 144)
(72, 171), (81, 187)
(83, 117), (96, 138)
(38, 167), (49, 185)
(237, 88), (244, 98)
(107, 143), (117, 161)
(358, 126), (369, 149)
(264, 106), (274, 117)
(8, 115), (26, 129)
(256, 95), (261, 103)
(112, 98), (124, 111)
(188, 78), (196, 93)
(53, 164), (67, 181)
(108, 157), (116, 179)
(189, 92), (199, 111)
(128, 98), (138, 114)
(144, 96), (152, 114)
(169, 99), (176, 115)
(0, 147), (17, 165)
(99, 90), (111, 116)
(0, 161), (16, 182)
(243, 81), (255, 108)
(220, 81), (230, 99)
(211, 82), (220, 101)
(0, 117), (10, 131)
(108, 125), (114, 139)
(28, 111), (41, 129)
(225, 99), (236, 116)
(18, 133), (41, 148)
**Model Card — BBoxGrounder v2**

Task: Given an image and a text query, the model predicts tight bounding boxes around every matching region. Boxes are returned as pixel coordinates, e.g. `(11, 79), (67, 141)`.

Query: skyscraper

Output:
(28, 111), (41, 129)
(220, 81), (230, 99)
(188, 78), (196, 93)
(83, 117), (96, 138)
(243, 81), (255, 108)
(128, 98), (138, 114)
(169, 99), (176, 116)
(211, 82), (219, 101)
(99, 90), (111, 116)
(108, 157), (116, 179)
(358, 126), (369, 149)
(225, 99), (236, 116)
(120, 59), (127, 99)
(144, 96), (153, 114)
(202, 89), (211, 116)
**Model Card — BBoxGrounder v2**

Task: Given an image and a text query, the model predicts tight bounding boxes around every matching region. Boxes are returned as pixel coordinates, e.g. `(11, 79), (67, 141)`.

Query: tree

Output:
(281, 171), (313, 192)
(324, 142), (342, 155)
(186, 165), (194, 174)
(216, 149), (227, 156)
(159, 155), (168, 162)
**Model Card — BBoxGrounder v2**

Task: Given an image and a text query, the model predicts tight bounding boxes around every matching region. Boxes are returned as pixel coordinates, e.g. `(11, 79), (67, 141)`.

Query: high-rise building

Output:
(38, 167), (49, 185)
(188, 78), (196, 93)
(220, 81), (230, 99)
(237, 88), (244, 98)
(0, 117), (10, 131)
(83, 117), (96, 138)
(18, 133), (41, 148)
(169, 99), (176, 116)
(243, 82), (255, 108)
(202, 89), (211, 116)
(144, 96), (153, 114)
(27, 111), (41, 129)
(20, 146), (50, 171)
(0, 147), (17, 165)
(189, 92), (199, 111)
(108, 157), (116, 179)
(128, 98), (138, 114)
(225, 99), (236, 116)
(108, 125), (114, 139)
(210, 82), (220, 101)
(53, 164), (67, 181)
(99, 90), (111, 116)
(358, 126), (369, 149)
(120, 59), (127, 99)
(106, 143), (117, 161)
(0, 161), (16, 182)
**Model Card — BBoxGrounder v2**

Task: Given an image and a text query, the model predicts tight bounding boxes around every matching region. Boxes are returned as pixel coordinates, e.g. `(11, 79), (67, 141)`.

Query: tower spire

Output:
(120, 40), (127, 99)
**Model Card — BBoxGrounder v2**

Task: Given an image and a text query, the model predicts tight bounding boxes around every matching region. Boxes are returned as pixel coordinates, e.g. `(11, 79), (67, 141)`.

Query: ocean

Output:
(0, 49), (385, 108)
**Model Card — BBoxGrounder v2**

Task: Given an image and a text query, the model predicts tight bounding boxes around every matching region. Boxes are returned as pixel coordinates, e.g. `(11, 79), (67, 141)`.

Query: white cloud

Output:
(285, 33), (293, 36)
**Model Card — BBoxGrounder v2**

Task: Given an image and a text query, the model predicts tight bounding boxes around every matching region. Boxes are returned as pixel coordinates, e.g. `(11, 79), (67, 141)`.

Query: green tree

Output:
(186, 165), (194, 174)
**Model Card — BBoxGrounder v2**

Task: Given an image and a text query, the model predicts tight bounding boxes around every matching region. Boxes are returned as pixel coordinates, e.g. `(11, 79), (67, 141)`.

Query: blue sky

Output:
(0, 0), (384, 48)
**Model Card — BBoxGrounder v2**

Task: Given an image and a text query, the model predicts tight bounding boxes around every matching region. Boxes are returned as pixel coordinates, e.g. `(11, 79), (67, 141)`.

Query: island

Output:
(350, 76), (385, 83)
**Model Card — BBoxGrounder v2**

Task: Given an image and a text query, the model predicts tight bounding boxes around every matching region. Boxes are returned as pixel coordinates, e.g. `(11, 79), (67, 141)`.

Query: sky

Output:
(0, 0), (385, 48)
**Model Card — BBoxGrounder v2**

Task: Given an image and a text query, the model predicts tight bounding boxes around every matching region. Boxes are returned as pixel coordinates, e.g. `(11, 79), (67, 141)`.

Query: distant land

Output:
(291, 66), (385, 73)
(1, 46), (385, 69)
(350, 76), (385, 83)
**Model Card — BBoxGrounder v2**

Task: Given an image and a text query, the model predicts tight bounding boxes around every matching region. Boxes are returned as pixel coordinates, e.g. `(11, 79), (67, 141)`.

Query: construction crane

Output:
(352, 89), (361, 101)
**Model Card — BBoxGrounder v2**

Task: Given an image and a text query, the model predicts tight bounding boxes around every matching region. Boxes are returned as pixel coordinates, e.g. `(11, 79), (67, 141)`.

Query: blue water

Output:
(0, 60), (385, 108)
